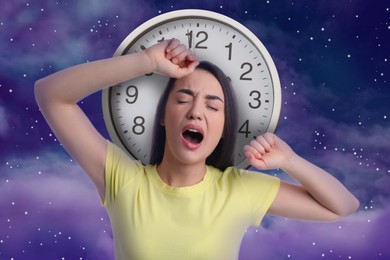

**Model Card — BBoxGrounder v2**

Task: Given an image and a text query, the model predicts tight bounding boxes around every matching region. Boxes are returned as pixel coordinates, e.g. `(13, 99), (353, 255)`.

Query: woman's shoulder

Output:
(106, 141), (147, 175)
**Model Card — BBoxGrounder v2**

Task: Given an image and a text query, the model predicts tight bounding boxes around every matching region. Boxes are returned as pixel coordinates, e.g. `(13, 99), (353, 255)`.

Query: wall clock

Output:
(102, 9), (281, 169)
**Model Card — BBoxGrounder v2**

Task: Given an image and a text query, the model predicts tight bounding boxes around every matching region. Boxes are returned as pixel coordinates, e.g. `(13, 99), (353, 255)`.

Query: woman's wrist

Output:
(139, 50), (157, 74)
(280, 151), (302, 175)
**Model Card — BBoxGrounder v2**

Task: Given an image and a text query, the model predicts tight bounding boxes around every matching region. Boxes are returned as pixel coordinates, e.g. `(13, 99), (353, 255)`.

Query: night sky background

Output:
(1, 0), (389, 259)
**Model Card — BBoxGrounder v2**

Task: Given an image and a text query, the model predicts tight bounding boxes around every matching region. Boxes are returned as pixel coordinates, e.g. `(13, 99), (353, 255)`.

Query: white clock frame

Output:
(102, 9), (281, 169)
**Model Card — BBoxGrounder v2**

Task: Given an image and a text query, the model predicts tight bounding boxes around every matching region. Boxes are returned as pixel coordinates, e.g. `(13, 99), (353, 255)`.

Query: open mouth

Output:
(182, 129), (204, 144)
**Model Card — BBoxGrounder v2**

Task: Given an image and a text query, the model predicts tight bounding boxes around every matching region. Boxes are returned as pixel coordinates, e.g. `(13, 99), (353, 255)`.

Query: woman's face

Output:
(162, 69), (225, 166)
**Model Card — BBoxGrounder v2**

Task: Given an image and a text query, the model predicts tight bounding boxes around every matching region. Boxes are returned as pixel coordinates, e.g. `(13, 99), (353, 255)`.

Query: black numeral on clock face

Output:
(238, 120), (251, 138)
(132, 116), (145, 135)
(249, 90), (261, 109)
(126, 85), (138, 104)
(186, 30), (208, 49)
(240, 62), (253, 81)
(225, 42), (232, 60)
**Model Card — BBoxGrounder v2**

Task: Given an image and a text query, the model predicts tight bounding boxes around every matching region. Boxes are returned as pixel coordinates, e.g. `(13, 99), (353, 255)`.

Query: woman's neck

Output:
(156, 159), (207, 187)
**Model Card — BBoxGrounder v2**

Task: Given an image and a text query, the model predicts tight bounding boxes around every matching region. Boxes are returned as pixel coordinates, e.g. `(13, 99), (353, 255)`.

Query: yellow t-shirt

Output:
(103, 141), (280, 260)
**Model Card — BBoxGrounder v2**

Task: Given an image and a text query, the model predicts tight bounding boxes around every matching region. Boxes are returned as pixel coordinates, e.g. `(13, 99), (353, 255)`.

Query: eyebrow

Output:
(176, 89), (224, 103)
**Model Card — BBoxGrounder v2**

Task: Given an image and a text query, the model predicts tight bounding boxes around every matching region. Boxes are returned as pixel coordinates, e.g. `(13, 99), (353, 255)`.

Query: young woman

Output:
(35, 39), (359, 259)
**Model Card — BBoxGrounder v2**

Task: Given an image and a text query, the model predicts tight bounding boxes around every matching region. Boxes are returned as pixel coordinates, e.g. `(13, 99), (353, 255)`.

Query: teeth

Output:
(188, 129), (199, 133)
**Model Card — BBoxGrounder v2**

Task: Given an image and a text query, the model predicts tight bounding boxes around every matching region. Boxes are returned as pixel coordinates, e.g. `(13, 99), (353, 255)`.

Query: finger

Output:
(185, 51), (198, 63)
(249, 139), (267, 155)
(243, 147), (267, 169)
(185, 58), (199, 71)
(165, 39), (181, 59)
(251, 159), (268, 170)
(262, 132), (275, 147)
(167, 44), (187, 61)
(243, 145), (262, 160)
(175, 49), (199, 66)
(175, 59), (199, 78)
(166, 38), (180, 52)
(186, 53), (197, 61)
(172, 50), (191, 65)
(255, 135), (272, 152)
(172, 61), (199, 78)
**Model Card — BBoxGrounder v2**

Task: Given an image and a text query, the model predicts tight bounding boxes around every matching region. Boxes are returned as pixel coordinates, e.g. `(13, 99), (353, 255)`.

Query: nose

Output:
(186, 99), (203, 120)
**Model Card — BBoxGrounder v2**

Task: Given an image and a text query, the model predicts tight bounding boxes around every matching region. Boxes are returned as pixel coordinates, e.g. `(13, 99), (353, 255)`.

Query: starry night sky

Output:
(1, 0), (389, 259)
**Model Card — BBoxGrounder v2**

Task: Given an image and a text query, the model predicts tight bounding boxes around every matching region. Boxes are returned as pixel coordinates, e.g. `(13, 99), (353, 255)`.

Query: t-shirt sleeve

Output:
(239, 169), (280, 227)
(102, 141), (142, 207)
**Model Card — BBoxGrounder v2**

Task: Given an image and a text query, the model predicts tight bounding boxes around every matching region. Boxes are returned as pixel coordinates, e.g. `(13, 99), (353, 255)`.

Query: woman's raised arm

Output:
(34, 39), (198, 199)
(244, 132), (359, 221)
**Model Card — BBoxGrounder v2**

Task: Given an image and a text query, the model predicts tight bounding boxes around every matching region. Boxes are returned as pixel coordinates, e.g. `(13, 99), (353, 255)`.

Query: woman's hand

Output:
(145, 39), (199, 78)
(243, 132), (296, 170)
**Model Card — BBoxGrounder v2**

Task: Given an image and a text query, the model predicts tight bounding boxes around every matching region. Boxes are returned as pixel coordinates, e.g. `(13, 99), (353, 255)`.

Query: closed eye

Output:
(207, 105), (218, 111)
(177, 99), (190, 104)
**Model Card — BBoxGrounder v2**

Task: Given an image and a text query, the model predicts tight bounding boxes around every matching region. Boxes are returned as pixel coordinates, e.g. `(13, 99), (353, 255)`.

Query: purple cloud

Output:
(240, 206), (390, 259)
(0, 151), (114, 259)
(1, 149), (389, 259)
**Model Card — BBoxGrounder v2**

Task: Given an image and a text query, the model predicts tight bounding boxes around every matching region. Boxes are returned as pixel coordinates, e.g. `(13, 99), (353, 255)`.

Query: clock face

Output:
(102, 9), (281, 169)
